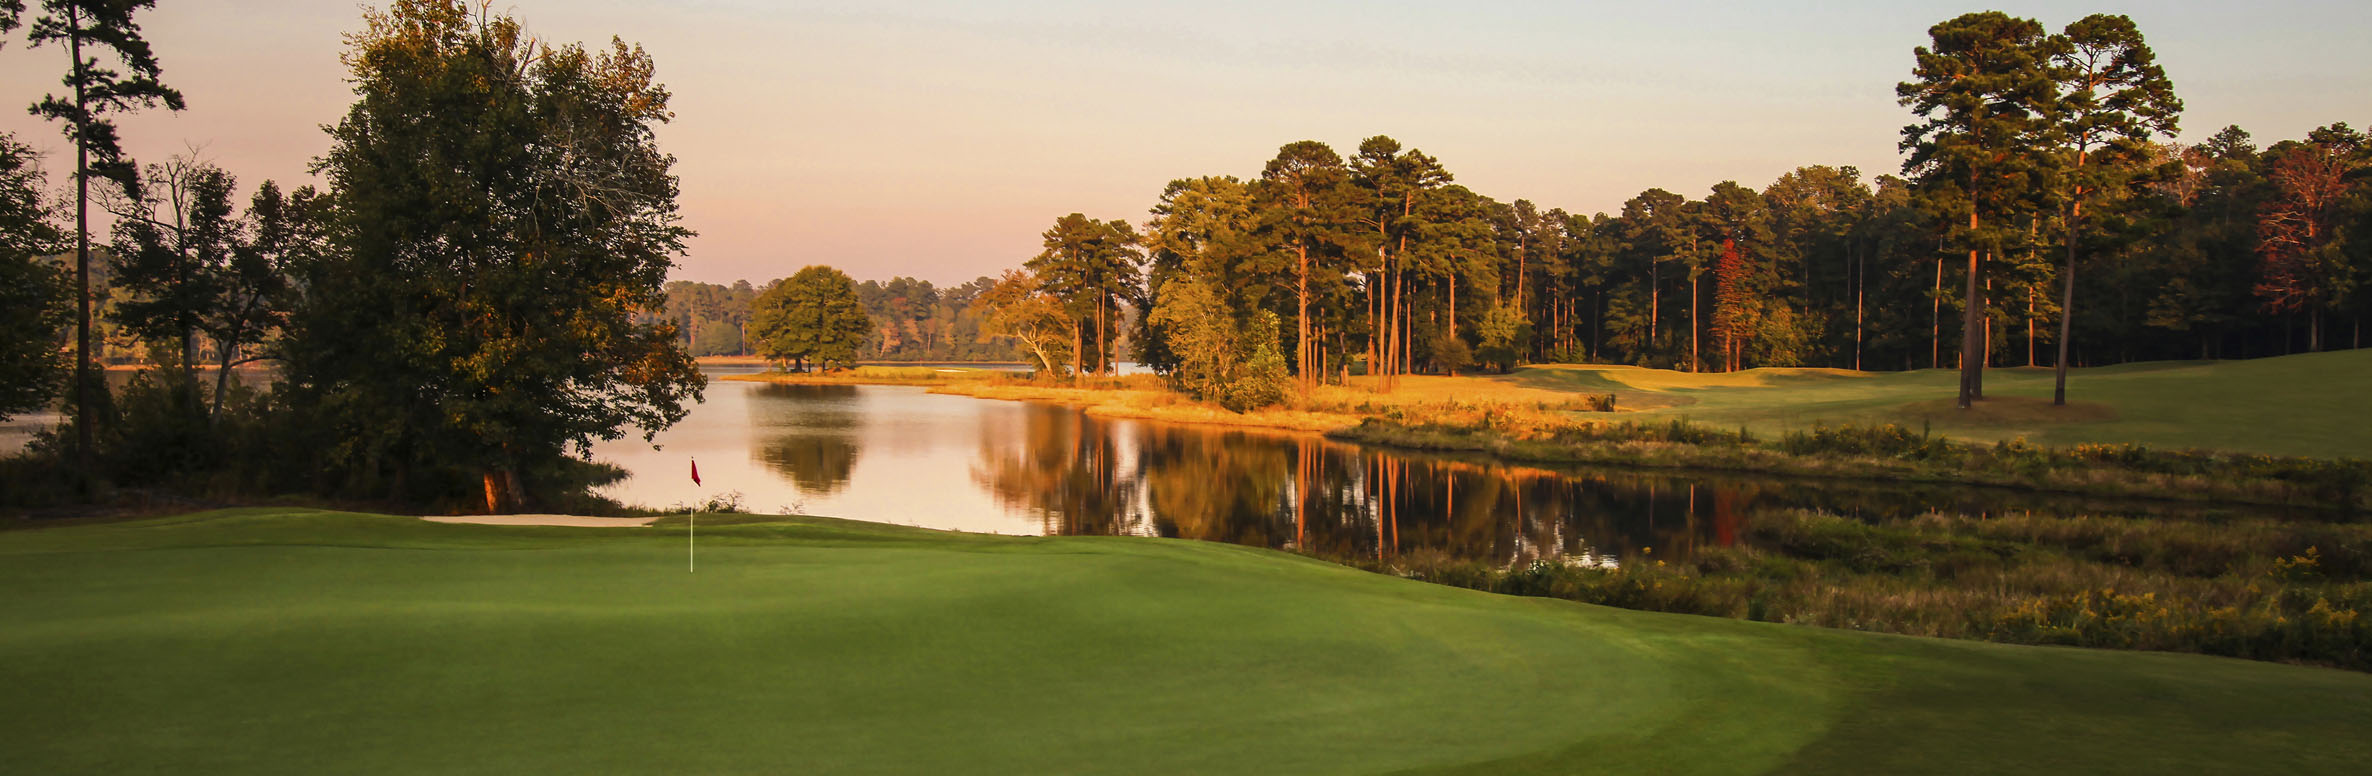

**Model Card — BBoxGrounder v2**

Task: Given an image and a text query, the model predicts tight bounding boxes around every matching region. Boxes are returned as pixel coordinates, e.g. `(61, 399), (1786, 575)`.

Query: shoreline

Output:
(725, 368), (2370, 512)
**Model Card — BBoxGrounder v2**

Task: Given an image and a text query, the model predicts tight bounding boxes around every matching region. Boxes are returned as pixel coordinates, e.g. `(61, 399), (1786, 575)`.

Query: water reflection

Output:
(750, 384), (864, 496)
(970, 409), (1736, 567)
(595, 379), (2304, 567)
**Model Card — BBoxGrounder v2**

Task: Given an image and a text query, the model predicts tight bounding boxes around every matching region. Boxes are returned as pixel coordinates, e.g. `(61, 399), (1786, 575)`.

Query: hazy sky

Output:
(1, 1), (2366, 286)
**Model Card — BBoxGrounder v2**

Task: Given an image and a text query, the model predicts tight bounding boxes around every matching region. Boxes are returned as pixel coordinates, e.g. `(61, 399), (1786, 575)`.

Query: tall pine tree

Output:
(1899, 11), (2058, 408)
(27, 0), (184, 468)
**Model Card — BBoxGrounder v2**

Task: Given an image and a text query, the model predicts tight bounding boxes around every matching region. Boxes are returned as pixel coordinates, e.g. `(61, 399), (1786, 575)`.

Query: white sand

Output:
(421, 514), (663, 527)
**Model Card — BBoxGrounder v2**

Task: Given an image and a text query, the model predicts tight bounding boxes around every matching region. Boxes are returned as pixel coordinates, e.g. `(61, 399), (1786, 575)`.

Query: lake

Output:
(594, 367), (2299, 567)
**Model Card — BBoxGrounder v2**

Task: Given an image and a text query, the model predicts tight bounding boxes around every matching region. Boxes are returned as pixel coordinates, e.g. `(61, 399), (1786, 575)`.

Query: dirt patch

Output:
(422, 514), (662, 527)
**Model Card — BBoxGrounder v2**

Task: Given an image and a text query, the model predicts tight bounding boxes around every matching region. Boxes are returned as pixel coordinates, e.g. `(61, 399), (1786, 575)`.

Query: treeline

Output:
(954, 11), (2368, 411)
(3, 2), (702, 513)
(661, 276), (1022, 361)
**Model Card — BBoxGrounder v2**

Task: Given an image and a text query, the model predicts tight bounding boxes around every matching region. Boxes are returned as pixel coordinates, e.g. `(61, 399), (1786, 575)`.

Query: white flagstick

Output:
(689, 457), (699, 574)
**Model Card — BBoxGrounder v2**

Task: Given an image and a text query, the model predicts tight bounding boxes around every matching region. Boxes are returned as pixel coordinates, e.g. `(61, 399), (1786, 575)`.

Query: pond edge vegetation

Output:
(1350, 508), (2371, 672)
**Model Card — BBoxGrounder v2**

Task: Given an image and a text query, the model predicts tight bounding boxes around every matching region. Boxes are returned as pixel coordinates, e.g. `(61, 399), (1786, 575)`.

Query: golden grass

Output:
(721, 365), (1014, 386)
(721, 368), (1617, 435)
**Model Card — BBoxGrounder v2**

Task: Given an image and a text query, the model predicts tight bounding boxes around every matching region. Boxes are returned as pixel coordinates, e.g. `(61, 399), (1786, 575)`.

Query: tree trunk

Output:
(1447, 271), (1456, 345)
(2054, 200), (2080, 405)
(1649, 259), (1660, 363)
(1369, 258), (1382, 381)
(1981, 266), (1992, 393)
(71, 24), (94, 479)
(1854, 243), (1866, 371)
(1385, 232), (1394, 386)
(1931, 258), (1942, 370)
(1958, 214), (1982, 409)
(1296, 242), (1310, 391)
(483, 471), (509, 514)
(1689, 271), (1699, 373)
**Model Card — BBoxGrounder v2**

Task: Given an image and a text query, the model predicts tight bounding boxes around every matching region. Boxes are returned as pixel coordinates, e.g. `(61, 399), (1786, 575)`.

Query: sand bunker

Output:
(421, 514), (663, 527)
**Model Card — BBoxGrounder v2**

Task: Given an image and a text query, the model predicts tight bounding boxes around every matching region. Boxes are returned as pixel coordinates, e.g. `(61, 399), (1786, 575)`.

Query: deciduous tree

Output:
(979, 269), (1073, 377)
(287, 0), (701, 512)
(2254, 128), (2362, 351)
(0, 133), (69, 420)
(751, 265), (870, 372)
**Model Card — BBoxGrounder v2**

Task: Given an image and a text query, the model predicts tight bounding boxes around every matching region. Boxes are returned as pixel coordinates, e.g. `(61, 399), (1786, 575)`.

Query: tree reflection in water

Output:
(750, 384), (864, 496)
(966, 399), (1781, 567)
(972, 403), (1142, 536)
(614, 384), (2298, 560)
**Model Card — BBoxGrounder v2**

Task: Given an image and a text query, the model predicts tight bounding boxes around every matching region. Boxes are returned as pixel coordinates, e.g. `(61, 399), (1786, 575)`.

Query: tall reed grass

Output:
(1369, 509), (2372, 670)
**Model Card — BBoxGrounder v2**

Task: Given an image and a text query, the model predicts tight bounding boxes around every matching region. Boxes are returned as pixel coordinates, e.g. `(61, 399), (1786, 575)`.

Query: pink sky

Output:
(2, 1), (2365, 287)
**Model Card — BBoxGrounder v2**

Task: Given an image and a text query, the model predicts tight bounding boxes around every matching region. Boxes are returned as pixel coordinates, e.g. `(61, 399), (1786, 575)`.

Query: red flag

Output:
(690, 459), (702, 486)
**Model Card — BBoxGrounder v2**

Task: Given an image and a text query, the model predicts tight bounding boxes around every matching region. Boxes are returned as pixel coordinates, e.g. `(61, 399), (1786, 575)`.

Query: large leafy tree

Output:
(107, 157), (235, 388)
(750, 266), (870, 372)
(26, 0), (184, 464)
(978, 268), (1073, 377)
(1899, 11), (2059, 409)
(2047, 13), (2180, 404)
(1137, 176), (1257, 374)
(287, 0), (701, 512)
(2254, 127), (2364, 351)
(189, 179), (321, 420)
(0, 133), (69, 421)
(1147, 259), (1290, 412)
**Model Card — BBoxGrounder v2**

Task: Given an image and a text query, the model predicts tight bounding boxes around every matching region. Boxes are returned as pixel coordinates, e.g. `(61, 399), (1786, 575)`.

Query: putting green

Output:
(3, 509), (2366, 774)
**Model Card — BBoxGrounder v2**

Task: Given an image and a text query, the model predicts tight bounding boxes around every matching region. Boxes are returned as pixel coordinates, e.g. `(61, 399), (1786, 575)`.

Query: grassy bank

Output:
(4, 508), (2369, 774)
(1376, 509), (2372, 671)
(724, 366), (1608, 434)
(1333, 416), (2372, 510)
(726, 353), (2372, 509)
(730, 368), (1378, 432)
(1505, 349), (2372, 460)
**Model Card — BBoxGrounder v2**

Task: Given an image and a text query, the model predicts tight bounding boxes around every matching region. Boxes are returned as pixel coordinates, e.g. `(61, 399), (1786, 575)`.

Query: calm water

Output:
(0, 411), (59, 456)
(594, 369), (2296, 567)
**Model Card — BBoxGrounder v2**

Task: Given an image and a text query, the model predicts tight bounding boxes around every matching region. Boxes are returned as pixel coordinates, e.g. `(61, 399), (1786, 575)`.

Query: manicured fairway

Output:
(3, 509), (2368, 774)
(1496, 349), (2372, 459)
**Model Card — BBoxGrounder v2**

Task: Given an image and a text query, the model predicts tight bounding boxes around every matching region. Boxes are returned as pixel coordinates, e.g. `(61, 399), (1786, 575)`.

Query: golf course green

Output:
(3, 508), (2367, 774)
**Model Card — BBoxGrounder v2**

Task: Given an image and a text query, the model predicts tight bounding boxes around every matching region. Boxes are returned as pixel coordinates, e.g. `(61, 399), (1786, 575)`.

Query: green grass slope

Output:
(1504, 349), (2372, 458)
(4, 509), (2368, 774)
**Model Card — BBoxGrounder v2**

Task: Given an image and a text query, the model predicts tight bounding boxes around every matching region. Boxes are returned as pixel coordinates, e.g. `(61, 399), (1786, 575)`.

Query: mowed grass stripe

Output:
(2, 509), (2367, 774)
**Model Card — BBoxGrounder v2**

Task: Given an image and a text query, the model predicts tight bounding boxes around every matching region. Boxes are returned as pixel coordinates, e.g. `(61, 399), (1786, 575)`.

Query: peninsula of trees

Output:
(730, 11), (2365, 413)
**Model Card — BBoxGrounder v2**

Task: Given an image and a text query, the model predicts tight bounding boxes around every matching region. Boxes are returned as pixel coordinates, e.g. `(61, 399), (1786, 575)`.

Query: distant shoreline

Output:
(694, 356), (1029, 367)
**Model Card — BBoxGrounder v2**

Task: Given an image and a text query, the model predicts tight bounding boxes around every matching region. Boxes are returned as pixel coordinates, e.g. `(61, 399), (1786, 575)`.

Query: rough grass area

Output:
(4, 509), (2369, 774)
(1505, 349), (2372, 459)
(1384, 509), (2372, 670)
